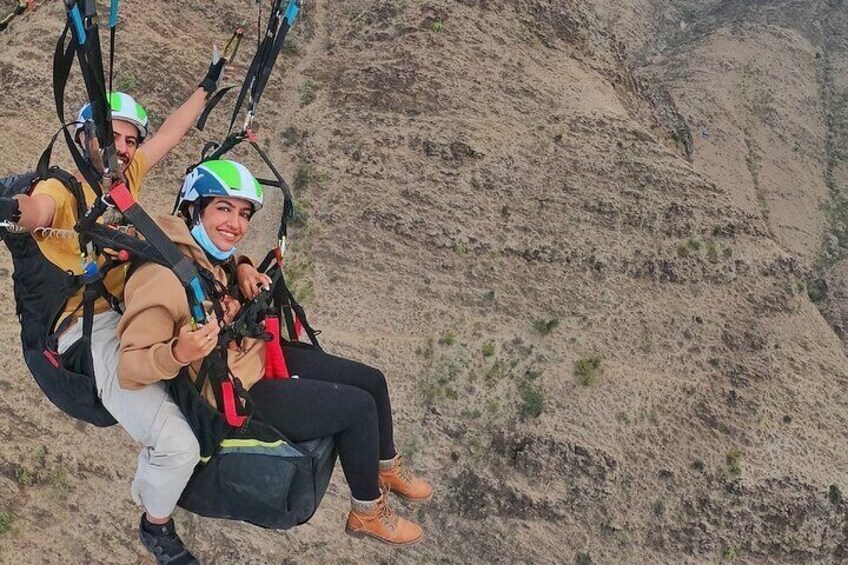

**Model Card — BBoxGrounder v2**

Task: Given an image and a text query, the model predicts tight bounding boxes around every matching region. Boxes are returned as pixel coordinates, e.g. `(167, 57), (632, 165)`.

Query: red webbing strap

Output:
(43, 349), (60, 368)
(263, 316), (290, 379)
(220, 381), (247, 427)
(108, 181), (135, 212)
(294, 315), (304, 342)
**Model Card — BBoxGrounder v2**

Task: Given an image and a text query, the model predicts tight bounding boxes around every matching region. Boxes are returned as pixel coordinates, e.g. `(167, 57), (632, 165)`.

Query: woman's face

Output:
(199, 197), (253, 251)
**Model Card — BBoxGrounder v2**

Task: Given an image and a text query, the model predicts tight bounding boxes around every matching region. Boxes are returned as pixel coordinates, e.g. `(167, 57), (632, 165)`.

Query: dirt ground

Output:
(1, 1), (848, 564)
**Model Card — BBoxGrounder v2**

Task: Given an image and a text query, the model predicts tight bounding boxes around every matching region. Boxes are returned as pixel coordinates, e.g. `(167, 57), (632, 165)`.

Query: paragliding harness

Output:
(0, 161), (118, 427)
(0, 0), (206, 427)
(1, 0), (334, 529)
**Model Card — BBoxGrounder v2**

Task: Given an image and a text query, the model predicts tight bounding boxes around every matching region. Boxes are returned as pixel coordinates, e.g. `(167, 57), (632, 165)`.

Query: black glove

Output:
(0, 196), (21, 223)
(200, 46), (225, 95)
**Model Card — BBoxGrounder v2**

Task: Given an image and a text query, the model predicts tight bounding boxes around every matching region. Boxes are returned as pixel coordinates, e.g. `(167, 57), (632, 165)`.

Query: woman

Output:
(116, 159), (431, 547)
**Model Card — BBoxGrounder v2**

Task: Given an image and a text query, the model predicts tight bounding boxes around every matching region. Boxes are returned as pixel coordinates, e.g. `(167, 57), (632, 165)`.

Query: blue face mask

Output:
(190, 220), (236, 261)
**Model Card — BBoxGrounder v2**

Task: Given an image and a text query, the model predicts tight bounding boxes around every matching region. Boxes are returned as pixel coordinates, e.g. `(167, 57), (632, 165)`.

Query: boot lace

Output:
(377, 491), (399, 531)
(395, 456), (415, 484)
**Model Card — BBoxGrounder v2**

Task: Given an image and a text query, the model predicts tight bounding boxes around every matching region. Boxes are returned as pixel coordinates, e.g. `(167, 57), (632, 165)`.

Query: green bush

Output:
(438, 332), (457, 346)
(299, 80), (316, 106)
(726, 449), (743, 478)
(574, 355), (602, 385)
(533, 318), (559, 336)
(520, 385), (545, 419)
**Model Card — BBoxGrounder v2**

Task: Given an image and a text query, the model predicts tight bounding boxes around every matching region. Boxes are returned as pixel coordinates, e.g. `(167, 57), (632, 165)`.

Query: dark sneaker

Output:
(138, 515), (199, 565)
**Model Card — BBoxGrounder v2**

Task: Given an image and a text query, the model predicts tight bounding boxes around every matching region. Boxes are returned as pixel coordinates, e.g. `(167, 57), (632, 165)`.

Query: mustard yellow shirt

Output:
(31, 151), (149, 322)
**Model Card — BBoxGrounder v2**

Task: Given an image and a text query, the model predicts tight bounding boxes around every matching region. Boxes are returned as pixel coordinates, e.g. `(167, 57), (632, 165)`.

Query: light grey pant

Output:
(58, 310), (200, 518)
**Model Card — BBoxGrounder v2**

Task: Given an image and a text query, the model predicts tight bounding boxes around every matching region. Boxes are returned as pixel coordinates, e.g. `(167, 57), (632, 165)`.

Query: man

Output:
(0, 58), (227, 565)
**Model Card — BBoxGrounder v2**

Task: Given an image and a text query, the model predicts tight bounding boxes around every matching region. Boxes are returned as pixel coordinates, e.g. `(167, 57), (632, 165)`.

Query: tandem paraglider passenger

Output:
(116, 160), (434, 556)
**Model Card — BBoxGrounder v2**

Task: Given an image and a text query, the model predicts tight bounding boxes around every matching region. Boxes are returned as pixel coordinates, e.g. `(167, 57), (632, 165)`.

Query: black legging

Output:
(249, 345), (397, 501)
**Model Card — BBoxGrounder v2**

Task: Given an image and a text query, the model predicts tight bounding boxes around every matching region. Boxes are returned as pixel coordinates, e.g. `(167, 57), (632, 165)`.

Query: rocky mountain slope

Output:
(1, 1), (848, 563)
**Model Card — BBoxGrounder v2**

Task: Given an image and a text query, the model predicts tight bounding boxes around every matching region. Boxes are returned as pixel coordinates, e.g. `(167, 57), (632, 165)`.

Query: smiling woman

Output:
(115, 159), (432, 559)
(177, 160), (263, 261)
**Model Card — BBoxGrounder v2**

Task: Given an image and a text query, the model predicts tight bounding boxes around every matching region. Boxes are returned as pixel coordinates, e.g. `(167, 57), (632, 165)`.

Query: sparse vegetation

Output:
(520, 384), (545, 419)
(419, 352), (464, 406)
(532, 318), (559, 336)
(454, 242), (468, 255)
(722, 546), (738, 561)
(416, 337), (434, 359)
(829, 484), (843, 505)
(282, 39), (300, 55)
(486, 398), (501, 414)
(574, 355), (602, 385)
(706, 239), (719, 263)
(807, 277), (826, 304)
(485, 358), (508, 380)
(481, 342), (495, 357)
(285, 255), (315, 304)
(0, 511), (12, 534)
(33, 446), (46, 467)
(49, 467), (70, 500)
(676, 237), (701, 258)
(294, 164), (311, 193)
(15, 446), (48, 487)
(575, 552), (593, 565)
(16, 465), (33, 487)
(291, 199), (310, 229)
(726, 449), (743, 478)
(431, 20), (444, 33)
(438, 332), (457, 346)
(525, 368), (542, 381)
(299, 79), (316, 106)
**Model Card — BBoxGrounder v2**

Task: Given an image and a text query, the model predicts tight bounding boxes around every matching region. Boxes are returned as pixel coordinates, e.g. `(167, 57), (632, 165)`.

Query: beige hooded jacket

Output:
(116, 215), (265, 406)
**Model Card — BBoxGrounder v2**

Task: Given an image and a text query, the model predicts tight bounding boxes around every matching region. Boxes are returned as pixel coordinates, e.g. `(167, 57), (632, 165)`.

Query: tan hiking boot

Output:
(379, 455), (433, 502)
(345, 493), (423, 546)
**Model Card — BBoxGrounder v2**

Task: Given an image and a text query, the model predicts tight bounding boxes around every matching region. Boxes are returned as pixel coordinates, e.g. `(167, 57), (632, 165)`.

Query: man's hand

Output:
(172, 322), (220, 365)
(200, 45), (226, 95)
(220, 295), (241, 325)
(236, 263), (273, 300)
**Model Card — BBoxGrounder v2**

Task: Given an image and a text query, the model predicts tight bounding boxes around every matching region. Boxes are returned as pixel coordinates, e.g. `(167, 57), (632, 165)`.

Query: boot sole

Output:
(345, 524), (423, 547)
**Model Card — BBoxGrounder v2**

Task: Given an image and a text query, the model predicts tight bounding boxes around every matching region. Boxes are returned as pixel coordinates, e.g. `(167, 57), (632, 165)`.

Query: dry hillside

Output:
(1, 1), (848, 564)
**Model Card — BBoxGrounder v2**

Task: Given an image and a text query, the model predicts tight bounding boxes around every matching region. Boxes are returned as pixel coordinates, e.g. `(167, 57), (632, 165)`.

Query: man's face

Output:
(80, 118), (140, 176)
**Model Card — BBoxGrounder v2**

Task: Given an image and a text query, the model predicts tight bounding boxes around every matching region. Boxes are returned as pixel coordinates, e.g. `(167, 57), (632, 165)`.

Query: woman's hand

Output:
(236, 263), (272, 300)
(172, 322), (220, 364)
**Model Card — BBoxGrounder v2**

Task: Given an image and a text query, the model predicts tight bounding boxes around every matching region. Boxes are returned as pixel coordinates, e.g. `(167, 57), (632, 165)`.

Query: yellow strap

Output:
(220, 438), (286, 449)
(198, 437), (288, 464)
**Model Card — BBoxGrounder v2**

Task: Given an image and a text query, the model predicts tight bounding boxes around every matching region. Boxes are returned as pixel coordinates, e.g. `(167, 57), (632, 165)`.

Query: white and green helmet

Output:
(76, 91), (150, 140)
(178, 159), (264, 213)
